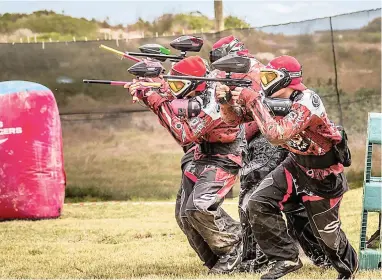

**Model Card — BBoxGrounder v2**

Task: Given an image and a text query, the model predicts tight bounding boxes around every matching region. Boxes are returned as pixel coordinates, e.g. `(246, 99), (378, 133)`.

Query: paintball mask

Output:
(167, 78), (197, 99)
(168, 56), (207, 99)
(260, 55), (305, 97)
(260, 68), (302, 97)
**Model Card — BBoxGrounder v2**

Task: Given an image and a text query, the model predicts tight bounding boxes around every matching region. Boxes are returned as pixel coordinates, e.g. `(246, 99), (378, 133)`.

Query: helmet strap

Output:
(278, 68), (302, 88)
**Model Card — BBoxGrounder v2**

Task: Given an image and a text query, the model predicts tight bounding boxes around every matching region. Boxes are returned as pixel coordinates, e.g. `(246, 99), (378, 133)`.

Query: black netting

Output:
(331, 9), (381, 132)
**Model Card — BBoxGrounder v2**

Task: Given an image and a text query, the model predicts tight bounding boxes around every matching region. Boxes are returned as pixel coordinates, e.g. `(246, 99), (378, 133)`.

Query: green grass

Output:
(0, 188), (380, 278)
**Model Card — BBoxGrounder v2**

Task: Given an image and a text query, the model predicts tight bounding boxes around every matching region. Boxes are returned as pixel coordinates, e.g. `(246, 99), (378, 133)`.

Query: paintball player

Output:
(216, 55), (358, 279)
(126, 56), (244, 274)
(210, 36), (331, 272)
(129, 72), (221, 270)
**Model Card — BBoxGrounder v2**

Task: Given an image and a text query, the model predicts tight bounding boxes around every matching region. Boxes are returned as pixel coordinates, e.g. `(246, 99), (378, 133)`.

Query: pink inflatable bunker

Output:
(0, 81), (66, 220)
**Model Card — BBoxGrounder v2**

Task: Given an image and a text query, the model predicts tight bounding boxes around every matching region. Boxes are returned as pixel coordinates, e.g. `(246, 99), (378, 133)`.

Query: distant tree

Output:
(101, 20), (110, 28)
(362, 17), (381, 32)
(151, 14), (173, 34)
(173, 12), (213, 31)
(224, 15), (250, 29)
(128, 17), (151, 32)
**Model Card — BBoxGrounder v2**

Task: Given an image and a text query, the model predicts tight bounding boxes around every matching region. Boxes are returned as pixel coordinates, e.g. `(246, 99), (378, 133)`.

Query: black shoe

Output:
(337, 274), (353, 280)
(260, 258), (303, 279)
(337, 263), (358, 279)
(337, 271), (358, 280)
(235, 257), (269, 273)
(209, 243), (243, 274)
(312, 255), (332, 269)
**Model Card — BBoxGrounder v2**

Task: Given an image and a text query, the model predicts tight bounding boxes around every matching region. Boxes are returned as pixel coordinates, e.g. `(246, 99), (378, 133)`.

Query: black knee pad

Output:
(247, 199), (275, 217)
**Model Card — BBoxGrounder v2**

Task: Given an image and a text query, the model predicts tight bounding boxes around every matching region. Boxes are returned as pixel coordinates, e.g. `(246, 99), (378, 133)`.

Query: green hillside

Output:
(128, 12), (249, 35)
(0, 10), (249, 41)
(0, 10), (99, 39)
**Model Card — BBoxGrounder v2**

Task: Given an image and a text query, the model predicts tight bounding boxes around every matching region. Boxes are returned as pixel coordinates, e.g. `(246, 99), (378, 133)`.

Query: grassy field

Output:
(0, 187), (380, 279)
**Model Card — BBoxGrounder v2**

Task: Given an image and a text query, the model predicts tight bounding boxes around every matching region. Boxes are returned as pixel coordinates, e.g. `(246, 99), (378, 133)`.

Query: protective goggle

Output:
(260, 69), (302, 87)
(260, 71), (279, 87)
(168, 79), (193, 98)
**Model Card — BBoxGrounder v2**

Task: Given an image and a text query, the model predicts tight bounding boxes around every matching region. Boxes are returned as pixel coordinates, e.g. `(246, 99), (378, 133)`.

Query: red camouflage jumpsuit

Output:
(216, 56), (330, 268)
(219, 87), (358, 276)
(137, 81), (245, 266)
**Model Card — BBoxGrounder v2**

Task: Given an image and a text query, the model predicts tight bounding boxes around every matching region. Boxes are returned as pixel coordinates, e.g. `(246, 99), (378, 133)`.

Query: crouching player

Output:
(210, 35), (331, 272)
(126, 56), (244, 274)
(216, 55), (358, 279)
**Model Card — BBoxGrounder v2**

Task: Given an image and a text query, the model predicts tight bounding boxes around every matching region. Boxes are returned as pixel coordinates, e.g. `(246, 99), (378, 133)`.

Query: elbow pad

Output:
(263, 98), (292, 117)
(170, 98), (201, 118)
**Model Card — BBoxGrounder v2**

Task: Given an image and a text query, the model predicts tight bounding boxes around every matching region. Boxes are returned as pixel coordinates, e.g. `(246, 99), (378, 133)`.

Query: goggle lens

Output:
(168, 80), (186, 94)
(260, 71), (278, 86)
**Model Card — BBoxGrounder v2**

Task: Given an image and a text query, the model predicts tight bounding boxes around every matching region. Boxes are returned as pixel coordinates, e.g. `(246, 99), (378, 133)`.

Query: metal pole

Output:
(214, 0), (224, 32)
(329, 17), (343, 126)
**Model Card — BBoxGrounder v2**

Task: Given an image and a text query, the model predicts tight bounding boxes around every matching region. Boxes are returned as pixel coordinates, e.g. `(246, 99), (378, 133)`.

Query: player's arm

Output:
(130, 84), (219, 146)
(239, 88), (312, 144)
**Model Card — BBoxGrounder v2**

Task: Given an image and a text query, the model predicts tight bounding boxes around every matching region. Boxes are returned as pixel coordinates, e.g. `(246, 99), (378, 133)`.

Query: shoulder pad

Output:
(295, 89), (326, 116)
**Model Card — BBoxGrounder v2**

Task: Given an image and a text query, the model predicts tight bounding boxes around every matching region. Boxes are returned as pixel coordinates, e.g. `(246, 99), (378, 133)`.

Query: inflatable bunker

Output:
(0, 81), (65, 220)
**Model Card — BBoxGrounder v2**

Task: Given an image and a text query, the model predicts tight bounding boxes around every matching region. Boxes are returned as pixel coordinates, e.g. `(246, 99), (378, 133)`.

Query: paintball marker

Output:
(163, 54), (252, 103)
(83, 57), (164, 85)
(100, 35), (204, 63)
(83, 79), (161, 87)
(99, 44), (141, 62)
(83, 59), (164, 100)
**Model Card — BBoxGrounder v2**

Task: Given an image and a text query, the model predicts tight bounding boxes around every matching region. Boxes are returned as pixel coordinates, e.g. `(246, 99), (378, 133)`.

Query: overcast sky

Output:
(0, 0), (381, 27)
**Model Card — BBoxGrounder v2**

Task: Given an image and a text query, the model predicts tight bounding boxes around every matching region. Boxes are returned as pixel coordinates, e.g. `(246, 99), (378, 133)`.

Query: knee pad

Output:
(311, 210), (342, 251)
(247, 199), (274, 217)
(185, 208), (211, 226)
(191, 192), (222, 213)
